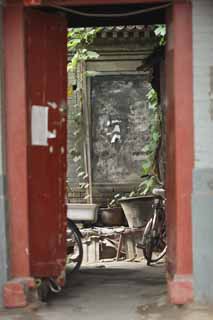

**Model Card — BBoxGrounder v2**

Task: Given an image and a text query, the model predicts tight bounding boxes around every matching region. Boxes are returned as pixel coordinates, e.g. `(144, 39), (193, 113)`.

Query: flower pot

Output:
(100, 207), (125, 226)
(67, 203), (98, 222)
(119, 196), (155, 228)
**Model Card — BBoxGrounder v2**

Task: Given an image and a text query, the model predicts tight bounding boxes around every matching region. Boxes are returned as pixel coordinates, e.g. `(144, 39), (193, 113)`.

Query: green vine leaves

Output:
(67, 28), (102, 200)
(67, 27), (102, 71)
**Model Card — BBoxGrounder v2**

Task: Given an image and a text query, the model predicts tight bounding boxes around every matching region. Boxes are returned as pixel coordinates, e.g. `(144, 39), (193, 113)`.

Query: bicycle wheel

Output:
(37, 278), (50, 302)
(67, 219), (83, 272)
(142, 217), (167, 265)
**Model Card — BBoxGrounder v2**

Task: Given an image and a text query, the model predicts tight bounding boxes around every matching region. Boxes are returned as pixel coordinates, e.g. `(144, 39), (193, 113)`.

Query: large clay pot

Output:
(119, 196), (155, 228)
(100, 207), (125, 226)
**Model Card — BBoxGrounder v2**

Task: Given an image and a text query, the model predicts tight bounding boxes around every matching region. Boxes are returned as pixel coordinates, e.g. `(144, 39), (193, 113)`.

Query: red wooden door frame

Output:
(3, 0), (193, 307)
(4, 4), (30, 279)
(166, 2), (193, 304)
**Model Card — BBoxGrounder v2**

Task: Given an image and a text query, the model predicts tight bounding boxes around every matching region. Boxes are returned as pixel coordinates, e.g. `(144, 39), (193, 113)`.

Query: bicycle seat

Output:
(152, 188), (165, 198)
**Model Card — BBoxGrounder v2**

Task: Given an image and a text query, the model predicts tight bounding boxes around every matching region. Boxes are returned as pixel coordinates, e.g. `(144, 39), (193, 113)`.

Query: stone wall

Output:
(91, 74), (151, 185)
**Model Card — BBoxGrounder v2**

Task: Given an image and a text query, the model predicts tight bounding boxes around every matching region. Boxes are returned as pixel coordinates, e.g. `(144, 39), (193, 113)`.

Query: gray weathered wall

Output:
(67, 68), (153, 206)
(91, 74), (151, 186)
(0, 7), (9, 307)
(67, 29), (156, 205)
(192, 0), (213, 303)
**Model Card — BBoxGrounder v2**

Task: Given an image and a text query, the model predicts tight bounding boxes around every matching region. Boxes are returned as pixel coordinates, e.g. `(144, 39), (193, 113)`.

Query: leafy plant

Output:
(67, 28), (102, 202)
(124, 25), (165, 198)
(67, 27), (102, 71)
(136, 25), (165, 195)
(153, 24), (166, 46)
(109, 193), (122, 208)
(138, 35), (165, 196)
(141, 87), (161, 178)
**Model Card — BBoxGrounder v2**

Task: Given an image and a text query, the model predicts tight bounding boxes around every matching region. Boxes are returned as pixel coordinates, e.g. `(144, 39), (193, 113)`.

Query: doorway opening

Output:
(66, 23), (166, 251)
(54, 6), (168, 313)
(54, 2), (167, 309)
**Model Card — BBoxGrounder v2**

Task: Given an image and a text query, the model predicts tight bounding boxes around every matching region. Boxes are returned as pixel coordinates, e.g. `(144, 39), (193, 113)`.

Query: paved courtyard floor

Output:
(0, 261), (213, 320)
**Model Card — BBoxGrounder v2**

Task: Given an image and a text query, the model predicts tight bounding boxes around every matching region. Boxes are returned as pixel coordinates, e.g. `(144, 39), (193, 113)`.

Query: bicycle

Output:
(137, 187), (167, 265)
(67, 219), (83, 272)
(37, 219), (83, 302)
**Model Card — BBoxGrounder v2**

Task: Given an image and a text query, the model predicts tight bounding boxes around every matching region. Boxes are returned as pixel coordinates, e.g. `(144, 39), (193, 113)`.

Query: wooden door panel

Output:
(26, 10), (67, 277)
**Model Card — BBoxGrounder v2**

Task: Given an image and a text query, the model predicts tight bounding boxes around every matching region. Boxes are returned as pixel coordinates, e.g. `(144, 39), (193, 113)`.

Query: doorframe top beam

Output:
(23, 0), (172, 7)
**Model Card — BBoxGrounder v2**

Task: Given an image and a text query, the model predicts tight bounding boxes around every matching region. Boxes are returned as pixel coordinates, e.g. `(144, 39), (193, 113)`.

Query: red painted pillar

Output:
(166, 1), (194, 304)
(3, 3), (35, 307)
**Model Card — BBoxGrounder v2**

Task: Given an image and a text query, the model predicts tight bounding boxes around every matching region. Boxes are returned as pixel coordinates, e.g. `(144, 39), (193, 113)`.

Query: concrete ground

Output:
(0, 261), (213, 320)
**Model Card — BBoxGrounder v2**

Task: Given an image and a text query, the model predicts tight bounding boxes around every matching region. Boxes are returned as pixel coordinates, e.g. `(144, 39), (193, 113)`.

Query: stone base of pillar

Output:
(167, 274), (193, 305)
(3, 277), (37, 308)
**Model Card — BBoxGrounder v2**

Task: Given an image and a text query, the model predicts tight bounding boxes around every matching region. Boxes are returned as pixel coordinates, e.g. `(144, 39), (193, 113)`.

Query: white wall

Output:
(192, 0), (213, 304)
(193, 0), (213, 169)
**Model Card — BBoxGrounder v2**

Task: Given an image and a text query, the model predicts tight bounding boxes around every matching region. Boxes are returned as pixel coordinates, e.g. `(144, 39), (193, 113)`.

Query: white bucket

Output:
(67, 203), (98, 222)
